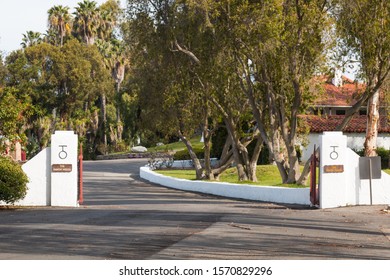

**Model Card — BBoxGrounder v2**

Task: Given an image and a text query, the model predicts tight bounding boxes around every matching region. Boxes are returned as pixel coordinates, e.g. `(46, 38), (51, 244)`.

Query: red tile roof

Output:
(300, 115), (390, 133)
(313, 76), (365, 107)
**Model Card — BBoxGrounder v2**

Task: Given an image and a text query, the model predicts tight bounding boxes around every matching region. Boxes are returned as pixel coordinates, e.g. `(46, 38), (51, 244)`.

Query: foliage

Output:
(210, 126), (228, 159)
(48, 5), (72, 46)
(73, 0), (101, 45)
(0, 87), (27, 151)
(377, 147), (390, 169)
(352, 147), (389, 169)
(4, 40), (114, 157)
(173, 147), (204, 161)
(148, 136), (203, 152)
(21, 31), (43, 48)
(0, 156), (29, 204)
(333, 0), (390, 142)
(1, 0), (388, 185)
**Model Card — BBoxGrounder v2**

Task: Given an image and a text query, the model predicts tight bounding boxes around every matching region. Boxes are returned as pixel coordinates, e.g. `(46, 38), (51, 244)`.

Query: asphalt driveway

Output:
(0, 159), (389, 259)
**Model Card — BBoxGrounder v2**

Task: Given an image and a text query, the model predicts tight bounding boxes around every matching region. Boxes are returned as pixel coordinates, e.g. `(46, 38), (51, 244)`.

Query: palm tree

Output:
(73, 0), (101, 45)
(48, 5), (72, 46)
(96, 38), (127, 142)
(21, 31), (42, 48)
(98, 0), (122, 41)
(98, 9), (116, 41)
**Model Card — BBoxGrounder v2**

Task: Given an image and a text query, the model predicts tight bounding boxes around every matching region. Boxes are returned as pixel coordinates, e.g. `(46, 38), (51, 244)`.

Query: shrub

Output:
(0, 156), (29, 204)
(210, 126), (228, 158)
(377, 147), (390, 169)
(352, 147), (390, 169)
(173, 148), (204, 160)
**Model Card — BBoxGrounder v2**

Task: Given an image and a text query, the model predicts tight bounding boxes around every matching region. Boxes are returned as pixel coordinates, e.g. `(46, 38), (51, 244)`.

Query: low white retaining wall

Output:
(140, 167), (311, 205)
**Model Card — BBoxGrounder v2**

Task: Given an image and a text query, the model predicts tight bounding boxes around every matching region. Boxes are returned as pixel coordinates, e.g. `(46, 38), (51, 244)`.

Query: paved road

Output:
(0, 159), (389, 259)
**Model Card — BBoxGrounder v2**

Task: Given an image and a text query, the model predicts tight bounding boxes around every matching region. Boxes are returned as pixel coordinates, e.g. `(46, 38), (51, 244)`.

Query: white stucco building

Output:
(300, 74), (390, 162)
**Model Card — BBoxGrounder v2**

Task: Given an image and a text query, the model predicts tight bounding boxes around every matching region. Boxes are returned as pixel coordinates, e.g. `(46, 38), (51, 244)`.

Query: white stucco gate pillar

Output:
(319, 131), (390, 209)
(319, 132), (348, 208)
(51, 131), (79, 207)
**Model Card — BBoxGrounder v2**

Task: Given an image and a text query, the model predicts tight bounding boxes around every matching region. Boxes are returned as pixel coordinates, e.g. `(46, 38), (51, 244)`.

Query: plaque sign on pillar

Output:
(51, 131), (78, 207)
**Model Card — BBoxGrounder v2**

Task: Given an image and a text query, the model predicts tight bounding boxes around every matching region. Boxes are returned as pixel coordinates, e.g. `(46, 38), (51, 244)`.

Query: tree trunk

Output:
(178, 131), (204, 180)
(212, 156), (234, 180)
(224, 117), (253, 181)
(297, 146), (319, 186)
(101, 93), (107, 151)
(364, 89), (380, 156)
(297, 159), (311, 185)
(232, 146), (249, 181)
(114, 63), (125, 143)
(210, 137), (234, 180)
(286, 144), (300, 183)
(249, 135), (263, 182)
(203, 124), (214, 180)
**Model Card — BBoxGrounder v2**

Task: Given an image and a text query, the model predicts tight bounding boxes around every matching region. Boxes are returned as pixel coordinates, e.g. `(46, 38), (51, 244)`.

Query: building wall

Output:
(301, 132), (390, 162)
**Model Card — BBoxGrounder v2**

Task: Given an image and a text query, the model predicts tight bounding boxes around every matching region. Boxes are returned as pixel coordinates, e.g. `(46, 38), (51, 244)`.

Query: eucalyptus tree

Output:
(125, 0), (215, 179)
(21, 31), (43, 48)
(215, 0), (331, 184)
(334, 0), (390, 157)
(126, 0), (264, 181)
(48, 5), (73, 46)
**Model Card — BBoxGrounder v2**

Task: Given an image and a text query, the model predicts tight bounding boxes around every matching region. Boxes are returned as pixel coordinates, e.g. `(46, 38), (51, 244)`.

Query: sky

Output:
(0, 0), (125, 55)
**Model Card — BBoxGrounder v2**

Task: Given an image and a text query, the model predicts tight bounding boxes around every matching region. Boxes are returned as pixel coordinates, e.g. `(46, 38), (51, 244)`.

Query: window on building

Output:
(359, 109), (367, 115)
(312, 108), (324, 116)
(336, 110), (345, 115)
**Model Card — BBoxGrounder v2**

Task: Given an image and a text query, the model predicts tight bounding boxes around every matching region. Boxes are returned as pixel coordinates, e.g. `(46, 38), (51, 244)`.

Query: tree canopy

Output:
(1, 0), (388, 183)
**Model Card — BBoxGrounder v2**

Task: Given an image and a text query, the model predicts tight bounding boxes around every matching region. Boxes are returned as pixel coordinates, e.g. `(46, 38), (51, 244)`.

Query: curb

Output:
(140, 166), (311, 205)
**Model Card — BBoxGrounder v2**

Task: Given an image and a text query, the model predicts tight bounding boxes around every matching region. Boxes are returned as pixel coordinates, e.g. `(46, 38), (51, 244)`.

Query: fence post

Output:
(78, 143), (83, 205)
(310, 145), (319, 206)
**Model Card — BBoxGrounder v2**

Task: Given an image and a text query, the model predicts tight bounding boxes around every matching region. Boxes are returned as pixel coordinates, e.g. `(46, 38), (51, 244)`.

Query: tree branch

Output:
(173, 39), (201, 65)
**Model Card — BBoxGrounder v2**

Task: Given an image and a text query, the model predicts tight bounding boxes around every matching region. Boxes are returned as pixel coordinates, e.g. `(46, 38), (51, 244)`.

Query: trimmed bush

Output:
(173, 148), (204, 160)
(352, 147), (390, 169)
(0, 156), (28, 204)
(210, 126), (228, 158)
(377, 147), (390, 169)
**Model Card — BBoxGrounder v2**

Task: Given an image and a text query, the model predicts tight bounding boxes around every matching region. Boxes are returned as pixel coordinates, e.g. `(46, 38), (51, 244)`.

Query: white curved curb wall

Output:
(140, 167), (311, 205)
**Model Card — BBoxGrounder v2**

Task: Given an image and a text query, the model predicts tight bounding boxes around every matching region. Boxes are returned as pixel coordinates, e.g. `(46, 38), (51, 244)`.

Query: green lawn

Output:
(156, 165), (310, 188)
(107, 136), (203, 156)
(157, 166), (390, 187)
(149, 136), (203, 152)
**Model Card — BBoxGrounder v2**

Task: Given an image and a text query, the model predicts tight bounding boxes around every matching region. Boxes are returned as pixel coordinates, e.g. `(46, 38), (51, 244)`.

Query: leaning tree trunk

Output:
(364, 89), (380, 157)
(178, 131), (204, 180)
(210, 137), (234, 180)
